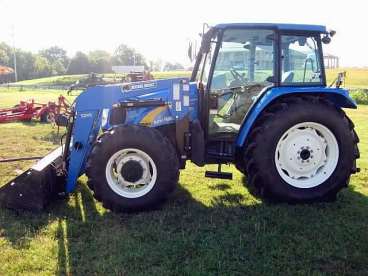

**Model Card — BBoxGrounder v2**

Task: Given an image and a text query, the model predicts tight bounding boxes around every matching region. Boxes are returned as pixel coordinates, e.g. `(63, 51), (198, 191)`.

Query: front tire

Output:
(243, 96), (359, 203)
(86, 125), (179, 212)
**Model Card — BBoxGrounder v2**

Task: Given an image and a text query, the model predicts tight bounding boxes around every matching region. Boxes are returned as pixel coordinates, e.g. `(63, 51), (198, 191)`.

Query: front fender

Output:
(236, 86), (356, 147)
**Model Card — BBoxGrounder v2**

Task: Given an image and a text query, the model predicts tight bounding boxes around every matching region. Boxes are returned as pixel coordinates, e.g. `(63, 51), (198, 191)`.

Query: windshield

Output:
(211, 29), (275, 90)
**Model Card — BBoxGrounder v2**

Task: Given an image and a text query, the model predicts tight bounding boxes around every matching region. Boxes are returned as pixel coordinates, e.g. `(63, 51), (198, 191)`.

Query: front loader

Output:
(0, 23), (360, 212)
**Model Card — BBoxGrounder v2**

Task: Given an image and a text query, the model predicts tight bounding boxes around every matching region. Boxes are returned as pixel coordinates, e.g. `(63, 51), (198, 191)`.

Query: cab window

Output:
(281, 35), (322, 85)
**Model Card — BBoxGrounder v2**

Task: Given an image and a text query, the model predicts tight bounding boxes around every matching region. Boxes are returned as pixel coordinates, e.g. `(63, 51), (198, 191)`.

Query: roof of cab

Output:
(214, 23), (327, 33)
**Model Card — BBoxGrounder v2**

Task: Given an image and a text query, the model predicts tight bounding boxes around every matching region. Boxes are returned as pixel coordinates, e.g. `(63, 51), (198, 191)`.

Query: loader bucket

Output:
(0, 147), (66, 211)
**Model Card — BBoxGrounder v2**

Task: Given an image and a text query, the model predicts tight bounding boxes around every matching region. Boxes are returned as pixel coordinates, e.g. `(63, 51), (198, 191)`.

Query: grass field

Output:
(14, 71), (191, 86)
(326, 68), (368, 89)
(11, 68), (367, 89)
(0, 85), (367, 274)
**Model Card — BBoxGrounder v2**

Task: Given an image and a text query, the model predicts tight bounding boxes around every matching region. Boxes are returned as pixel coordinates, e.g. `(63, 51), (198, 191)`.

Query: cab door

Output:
(207, 28), (276, 140)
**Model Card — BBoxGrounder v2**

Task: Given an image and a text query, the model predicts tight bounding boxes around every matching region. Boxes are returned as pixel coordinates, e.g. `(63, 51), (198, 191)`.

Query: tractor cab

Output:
(190, 23), (333, 164)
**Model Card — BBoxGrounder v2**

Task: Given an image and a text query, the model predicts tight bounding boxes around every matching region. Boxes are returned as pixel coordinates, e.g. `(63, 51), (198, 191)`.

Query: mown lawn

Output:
(326, 68), (368, 89)
(0, 88), (367, 275)
(11, 68), (367, 89)
(13, 71), (191, 87)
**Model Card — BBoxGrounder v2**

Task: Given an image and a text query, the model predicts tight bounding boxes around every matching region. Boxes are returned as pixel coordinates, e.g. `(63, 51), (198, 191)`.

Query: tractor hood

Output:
(74, 78), (199, 128)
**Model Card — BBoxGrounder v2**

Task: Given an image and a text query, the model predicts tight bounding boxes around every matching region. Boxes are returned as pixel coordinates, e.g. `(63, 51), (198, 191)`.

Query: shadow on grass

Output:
(0, 181), (368, 275)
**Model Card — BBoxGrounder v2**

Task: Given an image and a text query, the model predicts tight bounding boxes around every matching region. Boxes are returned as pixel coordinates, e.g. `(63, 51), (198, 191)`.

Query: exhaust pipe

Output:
(0, 147), (66, 211)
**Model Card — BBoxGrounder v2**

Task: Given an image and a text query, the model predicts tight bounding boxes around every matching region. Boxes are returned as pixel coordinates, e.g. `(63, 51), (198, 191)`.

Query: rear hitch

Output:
(0, 147), (66, 211)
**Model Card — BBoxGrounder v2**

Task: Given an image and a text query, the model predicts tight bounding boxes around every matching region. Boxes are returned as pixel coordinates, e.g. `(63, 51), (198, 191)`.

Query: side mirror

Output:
(322, 35), (331, 44)
(322, 30), (335, 44)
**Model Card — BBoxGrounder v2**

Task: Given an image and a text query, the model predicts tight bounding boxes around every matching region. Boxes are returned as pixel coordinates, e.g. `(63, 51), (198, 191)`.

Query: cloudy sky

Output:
(0, 0), (367, 67)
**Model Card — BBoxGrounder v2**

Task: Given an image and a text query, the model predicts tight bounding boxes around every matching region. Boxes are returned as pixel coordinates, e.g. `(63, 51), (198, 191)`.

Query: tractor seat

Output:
(282, 71), (294, 83)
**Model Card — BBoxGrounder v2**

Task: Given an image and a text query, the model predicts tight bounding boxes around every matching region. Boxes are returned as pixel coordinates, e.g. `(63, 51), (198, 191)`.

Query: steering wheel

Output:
(230, 68), (247, 86)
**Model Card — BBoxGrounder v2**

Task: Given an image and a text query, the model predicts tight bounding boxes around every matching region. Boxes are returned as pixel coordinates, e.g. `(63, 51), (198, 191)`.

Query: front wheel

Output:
(243, 96), (359, 203)
(86, 125), (179, 212)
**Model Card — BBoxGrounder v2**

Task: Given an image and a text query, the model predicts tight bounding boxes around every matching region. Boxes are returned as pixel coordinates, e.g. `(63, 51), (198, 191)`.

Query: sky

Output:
(0, 0), (367, 67)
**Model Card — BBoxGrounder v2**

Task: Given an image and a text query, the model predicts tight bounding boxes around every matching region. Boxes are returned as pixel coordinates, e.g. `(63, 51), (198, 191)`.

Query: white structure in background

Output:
(324, 54), (339, 69)
(112, 66), (145, 73)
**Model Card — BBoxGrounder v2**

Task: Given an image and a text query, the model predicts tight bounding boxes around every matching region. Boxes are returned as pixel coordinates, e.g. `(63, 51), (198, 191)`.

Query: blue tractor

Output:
(0, 23), (360, 212)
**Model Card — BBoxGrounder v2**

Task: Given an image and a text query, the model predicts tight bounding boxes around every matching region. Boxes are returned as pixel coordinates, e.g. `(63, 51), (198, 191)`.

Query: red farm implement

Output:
(0, 95), (70, 124)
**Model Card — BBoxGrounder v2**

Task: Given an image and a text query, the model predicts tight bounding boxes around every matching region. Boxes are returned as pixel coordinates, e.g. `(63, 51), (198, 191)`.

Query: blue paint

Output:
(214, 23), (327, 33)
(235, 86), (356, 147)
(65, 78), (198, 192)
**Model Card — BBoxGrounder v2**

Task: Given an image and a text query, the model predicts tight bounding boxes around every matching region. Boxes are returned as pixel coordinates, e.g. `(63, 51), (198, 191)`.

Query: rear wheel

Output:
(86, 125), (179, 212)
(243, 96), (359, 203)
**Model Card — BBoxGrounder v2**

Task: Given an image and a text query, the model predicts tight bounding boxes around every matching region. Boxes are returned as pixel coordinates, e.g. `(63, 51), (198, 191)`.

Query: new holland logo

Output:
(129, 81), (157, 90)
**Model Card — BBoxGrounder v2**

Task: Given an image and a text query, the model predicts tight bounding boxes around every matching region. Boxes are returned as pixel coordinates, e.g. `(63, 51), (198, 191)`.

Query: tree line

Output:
(0, 42), (185, 81)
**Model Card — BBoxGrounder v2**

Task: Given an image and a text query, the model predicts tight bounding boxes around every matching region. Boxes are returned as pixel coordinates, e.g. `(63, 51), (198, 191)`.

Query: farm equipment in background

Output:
(125, 70), (154, 82)
(0, 95), (71, 125)
(67, 73), (108, 94)
(67, 71), (154, 95)
(0, 23), (360, 212)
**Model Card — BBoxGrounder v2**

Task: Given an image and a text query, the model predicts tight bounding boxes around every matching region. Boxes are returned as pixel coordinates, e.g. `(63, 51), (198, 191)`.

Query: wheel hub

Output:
(300, 148), (311, 160)
(105, 148), (157, 198)
(120, 160), (144, 183)
(275, 122), (339, 188)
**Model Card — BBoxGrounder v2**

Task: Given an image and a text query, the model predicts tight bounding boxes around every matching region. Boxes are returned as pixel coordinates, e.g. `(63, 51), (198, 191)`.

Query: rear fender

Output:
(236, 86), (356, 147)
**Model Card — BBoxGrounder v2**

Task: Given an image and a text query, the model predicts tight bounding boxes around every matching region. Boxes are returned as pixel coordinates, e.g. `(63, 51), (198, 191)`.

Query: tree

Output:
(0, 49), (10, 66)
(16, 51), (36, 80)
(39, 46), (69, 68)
(163, 62), (185, 71)
(67, 51), (91, 74)
(149, 59), (163, 71)
(52, 60), (66, 75)
(0, 42), (13, 67)
(88, 50), (112, 73)
(112, 44), (146, 67)
(34, 55), (52, 78)
(39, 46), (69, 75)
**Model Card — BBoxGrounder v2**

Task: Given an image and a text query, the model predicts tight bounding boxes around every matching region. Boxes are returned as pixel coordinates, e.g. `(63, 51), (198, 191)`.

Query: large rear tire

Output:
(86, 125), (179, 212)
(243, 96), (359, 203)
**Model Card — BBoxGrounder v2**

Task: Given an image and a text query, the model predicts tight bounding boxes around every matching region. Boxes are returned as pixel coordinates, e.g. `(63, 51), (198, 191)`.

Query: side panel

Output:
(235, 86), (357, 147)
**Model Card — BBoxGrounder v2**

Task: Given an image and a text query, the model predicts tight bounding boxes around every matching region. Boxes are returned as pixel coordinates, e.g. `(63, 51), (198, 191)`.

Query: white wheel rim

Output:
(274, 122), (339, 189)
(105, 148), (157, 198)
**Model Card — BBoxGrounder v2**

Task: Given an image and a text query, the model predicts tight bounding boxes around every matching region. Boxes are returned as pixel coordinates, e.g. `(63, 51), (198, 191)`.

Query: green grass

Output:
(326, 68), (368, 89)
(0, 89), (367, 275)
(15, 75), (85, 86)
(8, 68), (367, 90)
(14, 72), (191, 87)
(0, 89), (76, 108)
